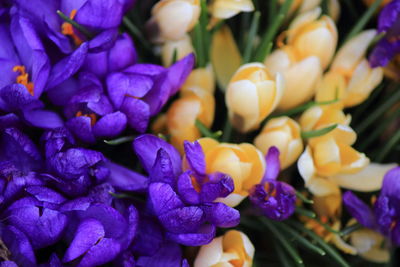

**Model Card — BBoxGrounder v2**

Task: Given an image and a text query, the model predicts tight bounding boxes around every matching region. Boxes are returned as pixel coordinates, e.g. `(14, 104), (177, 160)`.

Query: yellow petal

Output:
(211, 25), (242, 90)
(194, 236), (224, 267)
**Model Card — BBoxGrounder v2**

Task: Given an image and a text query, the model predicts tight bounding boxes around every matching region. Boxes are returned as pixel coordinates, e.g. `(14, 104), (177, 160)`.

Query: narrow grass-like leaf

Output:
(243, 11), (261, 64)
(376, 128), (400, 162)
(288, 221), (350, 267)
(193, 23), (205, 67)
(295, 207), (316, 218)
(57, 10), (93, 39)
(301, 124), (337, 139)
(295, 191), (314, 204)
(104, 135), (135, 145)
(344, 0), (383, 43)
(195, 119), (221, 140)
(275, 222), (326, 256)
(260, 218), (304, 266)
(340, 223), (362, 236)
(276, 243), (294, 267)
(122, 16), (152, 51)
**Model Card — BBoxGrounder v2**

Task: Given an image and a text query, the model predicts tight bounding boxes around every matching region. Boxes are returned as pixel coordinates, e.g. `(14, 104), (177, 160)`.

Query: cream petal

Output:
(350, 229), (390, 263)
(298, 146), (316, 183)
(216, 193), (247, 207)
(329, 163), (397, 192)
(194, 236), (224, 267)
(307, 176), (340, 196)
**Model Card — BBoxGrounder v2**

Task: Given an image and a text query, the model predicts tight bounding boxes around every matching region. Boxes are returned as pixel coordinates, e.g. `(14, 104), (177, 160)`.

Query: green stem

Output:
(295, 207), (316, 218)
(355, 86), (400, 134)
(222, 119), (233, 142)
(301, 124), (337, 139)
(268, 0), (279, 27)
(288, 221), (350, 267)
(195, 119), (221, 140)
(340, 223), (362, 236)
(295, 191), (314, 204)
(57, 10), (93, 39)
(275, 243), (293, 267)
(344, 0), (383, 43)
(260, 218), (304, 266)
(104, 135), (135, 145)
(243, 11), (261, 64)
(199, 0), (210, 63)
(254, 0), (293, 62)
(122, 17), (152, 51)
(376, 127), (400, 162)
(193, 23), (205, 68)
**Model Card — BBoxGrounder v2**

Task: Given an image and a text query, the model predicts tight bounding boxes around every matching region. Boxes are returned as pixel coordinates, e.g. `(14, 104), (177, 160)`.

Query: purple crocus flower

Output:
(107, 53), (195, 133)
(133, 134), (240, 246)
(369, 0), (400, 67)
(41, 127), (110, 196)
(344, 167), (400, 245)
(249, 147), (296, 221)
(64, 73), (128, 143)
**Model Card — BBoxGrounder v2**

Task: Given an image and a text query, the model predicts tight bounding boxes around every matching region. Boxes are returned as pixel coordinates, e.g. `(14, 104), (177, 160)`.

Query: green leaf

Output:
(57, 10), (93, 39)
(104, 135), (135, 145)
(243, 11), (261, 64)
(288, 221), (350, 267)
(295, 191), (314, 204)
(122, 16), (152, 52)
(295, 207), (316, 218)
(340, 223), (362, 237)
(260, 218), (304, 266)
(195, 119), (221, 140)
(301, 124), (337, 139)
(254, 0), (294, 62)
(376, 127), (400, 162)
(344, 0), (384, 43)
(193, 23), (205, 68)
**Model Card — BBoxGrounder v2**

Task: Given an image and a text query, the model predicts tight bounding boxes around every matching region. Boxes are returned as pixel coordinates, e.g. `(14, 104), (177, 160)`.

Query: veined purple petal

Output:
(166, 53), (195, 96)
(0, 84), (43, 112)
(92, 111), (127, 138)
(149, 149), (176, 186)
(124, 63), (165, 76)
(66, 116), (96, 143)
(63, 218), (105, 262)
(201, 202), (240, 228)
(131, 217), (164, 256)
(105, 161), (148, 192)
(1, 225), (36, 266)
(26, 185), (66, 204)
(120, 97), (150, 133)
(263, 146), (281, 182)
(133, 134), (181, 176)
(184, 140), (206, 176)
(23, 109), (64, 129)
(158, 206), (204, 234)
(343, 191), (376, 229)
(136, 242), (183, 267)
(380, 167), (400, 200)
(79, 238), (121, 266)
(149, 182), (184, 216)
(75, 0), (124, 30)
(200, 173), (234, 202)
(378, 0), (400, 32)
(88, 28), (119, 53)
(177, 171), (200, 205)
(166, 224), (216, 246)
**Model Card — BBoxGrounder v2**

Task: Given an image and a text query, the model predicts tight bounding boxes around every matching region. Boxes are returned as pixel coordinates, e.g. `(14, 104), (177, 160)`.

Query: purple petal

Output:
(177, 171), (200, 205)
(105, 161), (148, 192)
(23, 109), (64, 129)
(108, 33), (137, 71)
(142, 73), (171, 115)
(66, 116), (96, 143)
(262, 146), (280, 182)
(46, 42), (89, 89)
(378, 0), (400, 32)
(149, 182), (184, 216)
(136, 242), (183, 267)
(47, 78), (79, 106)
(201, 202), (240, 227)
(166, 224), (216, 246)
(200, 173), (234, 202)
(1, 225), (36, 266)
(87, 95), (114, 116)
(0, 84), (43, 112)
(343, 191), (376, 228)
(166, 53), (195, 96)
(88, 28), (119, 53)
(79, 238), (121, 266)
(26, 185), (66, 204)
(75, 0), (124, 29)
(0, 114), (21, 130)
(63, 218), (105, 262)
(131, 217), (164, 256)
(133, 134), (181, 176)
(184, 140), (206, 176)
(381, 167), (400, 200)
(124, 63), (165, 76)
(159, 206), (204, 233)
(120, 97), (150, 133)
(149, 149), (176, 186)
(93, 111), (127, 138)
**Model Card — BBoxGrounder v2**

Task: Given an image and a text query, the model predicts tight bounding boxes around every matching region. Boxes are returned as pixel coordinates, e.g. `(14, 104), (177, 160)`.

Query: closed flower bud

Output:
(316, 30), (384, 107)
(161, 34), (194, 67)
(265, 46), (322, 110)
(284, 0), (340, 21)
(167, 88), (215, 153)
(181, 65), (215, 95)
(194, 230), (255, 267)
(197, 138), (266, 207)
(209, 0), (254, 19)
(286, 8), (338, 69)
(147, 0), (200, 42)
(254, 116), (303, 169)
(226, 63), (284, 133)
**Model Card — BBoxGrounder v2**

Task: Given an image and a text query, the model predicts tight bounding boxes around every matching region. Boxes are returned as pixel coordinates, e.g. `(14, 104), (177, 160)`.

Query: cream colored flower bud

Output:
(254, 116), (303, 169)
(209, 0), (254, 19)
(284, 0), (340, 21)
(287, 8), (338, 69)
(265, 46), (322, 110)
(148, 0), (200, 41)
(161, 34), (194, 67)
(316, 30), (384, 107)
(181, 65), (215, 95)
(194, 230), (255, 267)
(226, 63), (284, 133)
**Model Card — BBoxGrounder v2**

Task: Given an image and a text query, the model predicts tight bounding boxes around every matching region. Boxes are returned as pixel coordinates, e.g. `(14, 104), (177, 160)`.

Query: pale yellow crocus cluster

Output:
(265, 8), (338, 110)
(283, 0), (340, 21)
(146, 0), (199, 66)
(209, 0), (254, 20)
(194, 230), (255, 267)
(315, 30), (384, 108)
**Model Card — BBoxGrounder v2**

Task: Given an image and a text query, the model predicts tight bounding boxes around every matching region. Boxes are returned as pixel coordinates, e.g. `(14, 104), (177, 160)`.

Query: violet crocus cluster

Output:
(343, 167), (400, 246)
(249, 147), (296, 221)
(369, 0), (400, 67)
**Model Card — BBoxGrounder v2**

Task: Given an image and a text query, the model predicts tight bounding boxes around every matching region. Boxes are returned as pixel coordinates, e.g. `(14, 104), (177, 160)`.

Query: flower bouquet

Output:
(0, 0), (399, 266)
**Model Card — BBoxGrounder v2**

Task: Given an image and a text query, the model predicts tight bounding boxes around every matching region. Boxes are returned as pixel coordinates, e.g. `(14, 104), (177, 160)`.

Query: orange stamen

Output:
(76, 111), (97, 126)
(61, 9), (83, 46)
(13, 65), (34, 95)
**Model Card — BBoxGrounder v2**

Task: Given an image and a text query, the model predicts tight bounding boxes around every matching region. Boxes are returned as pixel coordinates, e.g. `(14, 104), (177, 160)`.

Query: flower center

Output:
(13, 65), (34, 95)
(76, 111), (97, 126)
(61, 9), (83, 46)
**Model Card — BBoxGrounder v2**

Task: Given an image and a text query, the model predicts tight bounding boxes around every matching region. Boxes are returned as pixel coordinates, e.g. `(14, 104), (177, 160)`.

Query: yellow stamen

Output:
(13, 65), (34, 95)
(61, 9), (83, 46)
